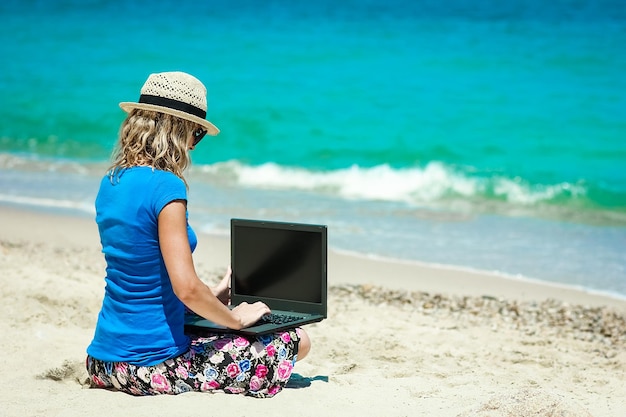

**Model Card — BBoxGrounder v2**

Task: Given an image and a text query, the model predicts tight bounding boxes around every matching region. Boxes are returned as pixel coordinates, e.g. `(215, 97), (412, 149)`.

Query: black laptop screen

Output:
(232, 221), (324, 304)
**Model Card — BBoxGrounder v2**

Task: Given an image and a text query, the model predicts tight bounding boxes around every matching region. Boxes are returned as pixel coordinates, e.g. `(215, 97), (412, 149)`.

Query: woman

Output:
(86, 71), (311, 398)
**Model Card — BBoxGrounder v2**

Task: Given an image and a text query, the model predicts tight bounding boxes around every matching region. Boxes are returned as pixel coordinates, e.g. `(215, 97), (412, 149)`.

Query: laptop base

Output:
(184, 311), (324, 337)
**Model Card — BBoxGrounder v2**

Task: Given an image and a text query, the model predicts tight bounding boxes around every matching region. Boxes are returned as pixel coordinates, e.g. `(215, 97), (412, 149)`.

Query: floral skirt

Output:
(86, 329), (300, 398)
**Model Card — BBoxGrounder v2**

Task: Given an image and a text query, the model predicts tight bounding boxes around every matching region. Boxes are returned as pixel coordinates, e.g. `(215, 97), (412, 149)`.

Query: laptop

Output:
(185, 218), (328, 336)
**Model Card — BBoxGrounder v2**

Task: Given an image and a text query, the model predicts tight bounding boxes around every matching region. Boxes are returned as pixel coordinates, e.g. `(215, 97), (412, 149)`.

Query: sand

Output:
(0, 205), (624, 417)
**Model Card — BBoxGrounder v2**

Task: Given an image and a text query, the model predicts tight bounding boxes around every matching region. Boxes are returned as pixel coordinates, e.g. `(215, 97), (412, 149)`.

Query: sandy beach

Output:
(1, 205), (624, 417)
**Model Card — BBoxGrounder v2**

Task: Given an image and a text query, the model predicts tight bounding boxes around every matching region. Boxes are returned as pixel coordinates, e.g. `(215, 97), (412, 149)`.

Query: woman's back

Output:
(87, 167), (195, 366)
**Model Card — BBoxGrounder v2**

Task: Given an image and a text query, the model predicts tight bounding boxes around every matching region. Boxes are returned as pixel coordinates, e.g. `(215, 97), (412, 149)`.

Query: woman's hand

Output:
(211, 266), (231, 306)
(232, 301), (271, 328)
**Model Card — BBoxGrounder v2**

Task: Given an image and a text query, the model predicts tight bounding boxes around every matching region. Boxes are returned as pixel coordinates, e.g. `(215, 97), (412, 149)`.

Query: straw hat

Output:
(119, 71), (219, 136)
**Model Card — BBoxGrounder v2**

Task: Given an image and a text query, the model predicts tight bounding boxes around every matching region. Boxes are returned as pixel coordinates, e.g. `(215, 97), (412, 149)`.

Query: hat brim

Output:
(119, 102), (220, 136)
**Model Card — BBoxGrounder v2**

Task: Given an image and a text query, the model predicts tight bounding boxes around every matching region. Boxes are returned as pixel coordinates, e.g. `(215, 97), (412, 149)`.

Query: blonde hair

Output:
(108, 109), (197, 185)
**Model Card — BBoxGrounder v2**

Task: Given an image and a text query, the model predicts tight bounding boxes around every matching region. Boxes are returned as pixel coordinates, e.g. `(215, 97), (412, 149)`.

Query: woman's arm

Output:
(158, 200), (270, 329)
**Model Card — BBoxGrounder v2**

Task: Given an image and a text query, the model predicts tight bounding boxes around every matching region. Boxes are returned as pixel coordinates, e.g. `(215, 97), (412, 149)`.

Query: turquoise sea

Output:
(1, 0), (625, 297)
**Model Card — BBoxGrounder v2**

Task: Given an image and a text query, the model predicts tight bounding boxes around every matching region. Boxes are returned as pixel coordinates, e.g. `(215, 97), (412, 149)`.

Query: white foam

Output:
(196, 160), (586, 206)
(493, 177), (586, 204)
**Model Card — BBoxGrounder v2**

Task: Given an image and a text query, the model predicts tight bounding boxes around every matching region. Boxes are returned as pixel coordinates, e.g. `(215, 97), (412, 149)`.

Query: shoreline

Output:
(330, 248), (626, 308)
(1, 204), (625, 310)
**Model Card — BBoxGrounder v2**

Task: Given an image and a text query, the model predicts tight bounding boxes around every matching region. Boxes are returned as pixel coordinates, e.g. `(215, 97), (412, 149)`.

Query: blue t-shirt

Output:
(87, 167), (197, 366)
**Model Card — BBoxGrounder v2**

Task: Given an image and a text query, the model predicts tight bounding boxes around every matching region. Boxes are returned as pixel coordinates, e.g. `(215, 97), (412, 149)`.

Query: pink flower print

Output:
(226, 362), (241, 378)
(113, 363), (128, 385)
(266, 344), (276, 357)
(214, 338), (233, 352)
(268, 385), (281, 396)
(255, 364), (269, 379)
(91, 375), (107, 387)
(128, 385), (143, 396)
(114, 363), (128, 374)
(277, 360), (293, 381)
(280, 332), (291, 343)
(150, 373), (172, 393)
(175, 365), (189, 379)
(233, 337), (250, 348)
(249, 376), (263, 391)
(200, 380), (220, 391)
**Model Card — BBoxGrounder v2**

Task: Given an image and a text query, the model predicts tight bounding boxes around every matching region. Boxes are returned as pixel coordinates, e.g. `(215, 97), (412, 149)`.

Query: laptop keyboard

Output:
(258, 313), (302, 326)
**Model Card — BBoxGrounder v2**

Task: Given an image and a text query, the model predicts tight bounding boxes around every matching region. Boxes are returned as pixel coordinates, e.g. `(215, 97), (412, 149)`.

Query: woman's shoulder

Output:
(101, 166), (186, 191)
(150, 168), (186, 187)
(123, 166), (184, 183)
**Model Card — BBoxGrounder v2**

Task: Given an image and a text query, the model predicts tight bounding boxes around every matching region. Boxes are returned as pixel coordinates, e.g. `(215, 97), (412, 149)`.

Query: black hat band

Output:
(138, 94), (206, 119)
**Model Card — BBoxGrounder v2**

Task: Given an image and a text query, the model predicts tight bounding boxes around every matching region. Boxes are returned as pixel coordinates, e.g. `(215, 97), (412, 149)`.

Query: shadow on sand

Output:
(286, 373), (329, 389)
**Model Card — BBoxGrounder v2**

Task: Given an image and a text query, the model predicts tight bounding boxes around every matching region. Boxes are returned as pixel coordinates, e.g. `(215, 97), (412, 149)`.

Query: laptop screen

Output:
(231, 219), (326, 306)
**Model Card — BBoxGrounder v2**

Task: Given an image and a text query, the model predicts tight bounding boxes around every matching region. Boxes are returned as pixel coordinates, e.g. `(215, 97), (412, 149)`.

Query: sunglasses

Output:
(192, 128), (207, 146)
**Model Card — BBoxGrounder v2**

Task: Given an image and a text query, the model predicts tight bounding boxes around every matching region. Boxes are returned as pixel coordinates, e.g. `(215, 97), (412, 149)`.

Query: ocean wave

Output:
(195, 160), (584, 204)
(191, 160), (626, 225)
